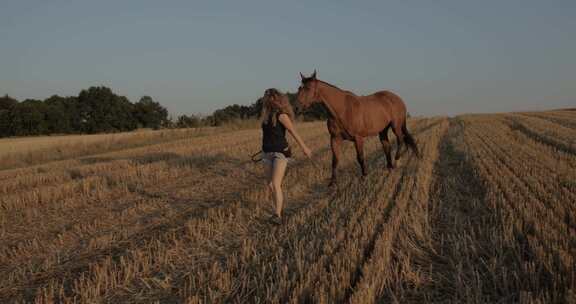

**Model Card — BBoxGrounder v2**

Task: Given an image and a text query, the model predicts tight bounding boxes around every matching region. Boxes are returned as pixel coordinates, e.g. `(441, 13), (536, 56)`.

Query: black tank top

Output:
(262, 113), (289, 153)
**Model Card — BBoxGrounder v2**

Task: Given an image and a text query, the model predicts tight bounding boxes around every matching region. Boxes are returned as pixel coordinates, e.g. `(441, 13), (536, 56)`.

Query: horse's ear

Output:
(300, 72), (305, 81)
(311, 70), (317, 79)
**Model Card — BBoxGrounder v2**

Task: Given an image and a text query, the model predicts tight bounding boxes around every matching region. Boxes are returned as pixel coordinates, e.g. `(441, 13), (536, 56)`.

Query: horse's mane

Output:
(317, 80), (356, 96)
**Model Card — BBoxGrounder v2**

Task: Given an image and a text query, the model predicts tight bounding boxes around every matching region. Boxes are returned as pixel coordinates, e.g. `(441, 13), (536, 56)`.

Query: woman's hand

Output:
(302, 146), (312, 159)
(279, 114), (312, 159)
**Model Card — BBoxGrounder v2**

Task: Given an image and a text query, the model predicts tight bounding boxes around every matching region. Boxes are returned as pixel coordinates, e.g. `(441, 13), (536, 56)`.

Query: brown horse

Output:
(296, 71), (419, 185)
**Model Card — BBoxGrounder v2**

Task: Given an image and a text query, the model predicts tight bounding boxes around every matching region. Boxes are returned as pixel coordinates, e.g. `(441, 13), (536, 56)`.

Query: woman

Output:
(261, 88), (312, 224)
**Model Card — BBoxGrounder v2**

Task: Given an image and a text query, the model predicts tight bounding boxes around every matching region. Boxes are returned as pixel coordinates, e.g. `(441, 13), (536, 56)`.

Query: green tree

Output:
(208, 104), (254, 126)
(0, 95), (19, 137)
(0, 95), (18, 110)
(44, 95), (80, 134)
(77, 86), (137, 133)
(133, 96), (169, 129)
(10, 99), (47, 136)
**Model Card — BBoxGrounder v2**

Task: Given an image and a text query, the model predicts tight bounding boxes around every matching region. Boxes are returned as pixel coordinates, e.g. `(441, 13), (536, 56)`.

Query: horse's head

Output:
(297, 70), (320, 109)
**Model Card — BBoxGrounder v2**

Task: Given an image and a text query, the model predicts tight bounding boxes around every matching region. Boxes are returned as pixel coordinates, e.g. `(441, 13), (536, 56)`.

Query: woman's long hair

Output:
(260, 88), (295, 127)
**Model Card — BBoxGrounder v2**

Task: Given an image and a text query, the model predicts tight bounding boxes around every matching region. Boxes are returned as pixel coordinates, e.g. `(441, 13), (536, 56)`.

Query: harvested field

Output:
(0, 111), (574, 303)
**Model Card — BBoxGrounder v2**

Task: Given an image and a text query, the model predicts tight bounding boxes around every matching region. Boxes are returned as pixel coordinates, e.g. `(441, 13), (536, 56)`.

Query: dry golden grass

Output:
(0, 112), (574, 303)
(0, 127), (226, 171)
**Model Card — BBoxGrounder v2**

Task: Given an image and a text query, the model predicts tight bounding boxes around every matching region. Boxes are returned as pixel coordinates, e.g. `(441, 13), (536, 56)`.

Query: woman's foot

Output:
(269, 214), (282, 225)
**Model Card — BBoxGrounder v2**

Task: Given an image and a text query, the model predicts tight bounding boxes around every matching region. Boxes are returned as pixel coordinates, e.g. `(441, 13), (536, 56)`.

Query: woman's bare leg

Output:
(270, 158), (288, 217)
(264, 161), (273, 203)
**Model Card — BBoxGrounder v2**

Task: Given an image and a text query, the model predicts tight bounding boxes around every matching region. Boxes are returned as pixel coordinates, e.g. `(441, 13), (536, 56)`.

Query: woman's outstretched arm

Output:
(278, 113), (312, 158)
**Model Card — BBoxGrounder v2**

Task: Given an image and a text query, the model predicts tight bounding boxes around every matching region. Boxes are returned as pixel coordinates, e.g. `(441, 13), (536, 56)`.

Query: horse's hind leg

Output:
(379, 125), (394, 169)
(353, 137), (367, 177)
(391, 121), (405, 161)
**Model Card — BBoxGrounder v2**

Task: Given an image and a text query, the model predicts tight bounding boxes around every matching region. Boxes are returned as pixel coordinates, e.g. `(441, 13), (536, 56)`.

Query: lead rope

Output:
(251, 150), (263, 163)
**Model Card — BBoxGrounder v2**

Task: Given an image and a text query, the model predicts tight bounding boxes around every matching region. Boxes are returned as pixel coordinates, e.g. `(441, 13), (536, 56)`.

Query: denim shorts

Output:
(262, 152), (292, 164)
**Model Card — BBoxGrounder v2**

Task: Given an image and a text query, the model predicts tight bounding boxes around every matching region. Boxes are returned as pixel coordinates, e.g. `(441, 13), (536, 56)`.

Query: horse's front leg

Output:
(329, 136), (342, 187)
(354, 137), (367, 177)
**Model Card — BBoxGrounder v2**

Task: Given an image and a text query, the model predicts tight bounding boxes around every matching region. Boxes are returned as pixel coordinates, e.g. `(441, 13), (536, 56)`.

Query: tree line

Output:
(0, 87), (328, 137)
(178, 92), (329, 128)
(0, 87), (168, 137)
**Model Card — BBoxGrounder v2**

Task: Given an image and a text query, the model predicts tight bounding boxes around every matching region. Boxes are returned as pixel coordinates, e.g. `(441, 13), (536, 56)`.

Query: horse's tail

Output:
(402, 120), (420, 158)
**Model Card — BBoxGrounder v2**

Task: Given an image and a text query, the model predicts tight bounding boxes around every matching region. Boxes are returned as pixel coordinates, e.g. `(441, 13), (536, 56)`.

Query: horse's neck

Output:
(318, 83), (351, 133)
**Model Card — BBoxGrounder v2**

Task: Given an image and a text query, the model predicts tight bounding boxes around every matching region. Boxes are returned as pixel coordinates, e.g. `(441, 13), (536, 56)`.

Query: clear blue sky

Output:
(1, 0), (575, 116)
